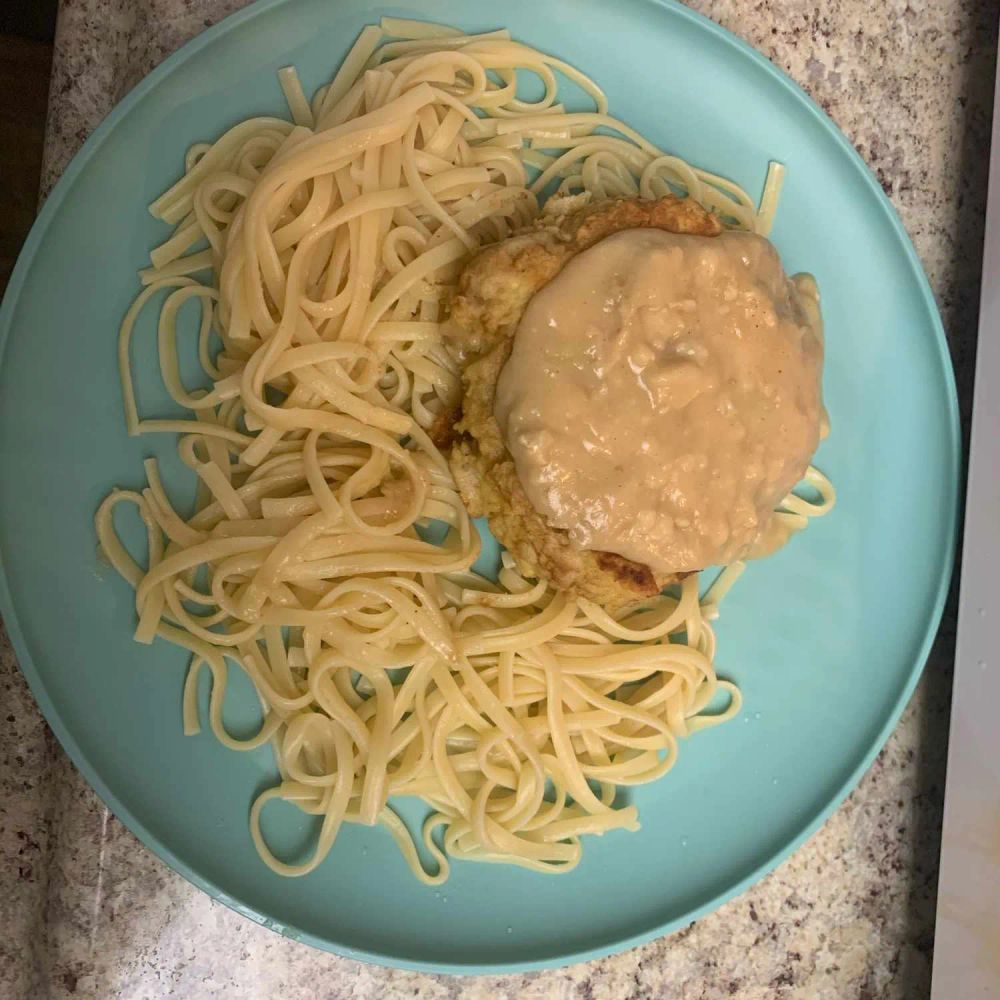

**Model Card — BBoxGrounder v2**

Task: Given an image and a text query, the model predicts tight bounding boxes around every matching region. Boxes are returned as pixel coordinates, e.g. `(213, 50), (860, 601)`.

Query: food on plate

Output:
(96, 17), (834, 883)
(447, 195), (826, 609)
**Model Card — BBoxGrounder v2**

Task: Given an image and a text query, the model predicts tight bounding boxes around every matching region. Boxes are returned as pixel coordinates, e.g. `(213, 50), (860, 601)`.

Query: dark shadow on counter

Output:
(900, 4), (999, 998)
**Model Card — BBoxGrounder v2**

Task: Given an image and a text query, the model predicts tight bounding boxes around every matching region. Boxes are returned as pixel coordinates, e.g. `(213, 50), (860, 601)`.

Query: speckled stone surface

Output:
(1, 1), (996, 997)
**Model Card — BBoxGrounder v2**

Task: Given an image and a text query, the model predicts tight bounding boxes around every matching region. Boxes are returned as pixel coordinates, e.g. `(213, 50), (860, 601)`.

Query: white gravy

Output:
(494, 228), (825, 574)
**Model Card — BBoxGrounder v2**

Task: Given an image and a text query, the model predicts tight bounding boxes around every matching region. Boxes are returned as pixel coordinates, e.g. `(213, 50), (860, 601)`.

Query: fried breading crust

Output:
(445, 196), (722, 610)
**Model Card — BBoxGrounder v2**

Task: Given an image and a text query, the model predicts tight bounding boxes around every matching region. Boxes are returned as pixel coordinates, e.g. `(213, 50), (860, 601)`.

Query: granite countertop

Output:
(1, 1), (995, 997)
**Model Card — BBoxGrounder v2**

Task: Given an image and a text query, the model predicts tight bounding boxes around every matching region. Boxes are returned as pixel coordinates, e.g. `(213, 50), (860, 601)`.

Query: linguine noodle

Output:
(96, 19), (835, 880)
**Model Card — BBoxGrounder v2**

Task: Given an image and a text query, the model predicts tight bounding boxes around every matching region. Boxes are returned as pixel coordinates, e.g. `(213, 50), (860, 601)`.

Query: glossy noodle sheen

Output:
(95, 18), (835, 881)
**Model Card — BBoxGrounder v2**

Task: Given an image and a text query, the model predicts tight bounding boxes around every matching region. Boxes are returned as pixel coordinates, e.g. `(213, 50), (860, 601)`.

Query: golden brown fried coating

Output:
(444, 195), (721, 610)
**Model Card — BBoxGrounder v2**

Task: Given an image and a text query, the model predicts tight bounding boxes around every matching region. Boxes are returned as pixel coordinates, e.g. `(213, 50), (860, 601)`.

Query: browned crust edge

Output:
(443, 196), (720, 609)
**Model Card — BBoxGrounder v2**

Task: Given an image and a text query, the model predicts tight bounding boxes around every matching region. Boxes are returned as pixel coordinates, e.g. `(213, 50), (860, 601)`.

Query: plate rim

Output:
(0, 0), (960, 974)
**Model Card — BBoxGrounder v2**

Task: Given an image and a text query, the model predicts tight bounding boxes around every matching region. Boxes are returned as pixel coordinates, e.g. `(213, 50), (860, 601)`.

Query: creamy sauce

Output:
(494, 228), (825, 574)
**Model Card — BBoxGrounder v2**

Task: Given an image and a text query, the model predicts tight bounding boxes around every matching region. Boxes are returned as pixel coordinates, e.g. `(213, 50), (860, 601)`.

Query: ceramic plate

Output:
(0, 0), (958, 972)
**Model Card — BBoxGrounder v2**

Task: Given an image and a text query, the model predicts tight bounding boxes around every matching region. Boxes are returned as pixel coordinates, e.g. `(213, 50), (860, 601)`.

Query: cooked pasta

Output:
(96, 19), (834, 880)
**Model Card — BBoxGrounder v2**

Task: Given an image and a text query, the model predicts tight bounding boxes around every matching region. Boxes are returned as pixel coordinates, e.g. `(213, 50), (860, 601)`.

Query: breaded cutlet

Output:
(442, 195), (722, 610)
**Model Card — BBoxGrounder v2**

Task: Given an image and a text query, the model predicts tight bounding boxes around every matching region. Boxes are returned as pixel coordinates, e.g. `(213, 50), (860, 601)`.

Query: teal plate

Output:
(0, 0), (958, 974)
